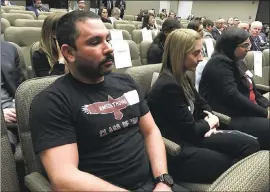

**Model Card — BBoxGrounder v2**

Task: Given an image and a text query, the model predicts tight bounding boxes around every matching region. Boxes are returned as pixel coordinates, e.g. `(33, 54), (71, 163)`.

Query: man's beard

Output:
(75, 54), (114, 80)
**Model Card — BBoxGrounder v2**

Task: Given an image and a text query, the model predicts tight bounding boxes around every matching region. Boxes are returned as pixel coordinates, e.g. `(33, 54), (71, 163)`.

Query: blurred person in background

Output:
(238, 22), (250, 32)
(32, 13), (67, 77)
(249, 21), (263, 51)
(147, 18), (181, 64)
(98, 7), (112, 23)
(115, 0), (126, 19)
(26, 0), (49, 17)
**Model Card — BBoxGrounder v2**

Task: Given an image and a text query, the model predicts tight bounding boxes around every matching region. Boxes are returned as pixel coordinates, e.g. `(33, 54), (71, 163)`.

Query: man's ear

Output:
(61, 44), (75, 63)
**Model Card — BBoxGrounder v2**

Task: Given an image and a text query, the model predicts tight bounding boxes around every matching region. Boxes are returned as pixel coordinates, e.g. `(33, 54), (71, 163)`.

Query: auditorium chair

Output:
(123, 15), (135, 21)
(115, 23), (136, 35)
(104, 22), (114, 29)
(1, 18), (10, 40)
(109, 29), (132, 40)
(14, 19), (44, 28)
(4, 27), (41, 78)
(136, 23), (142, 29)
(39, 12), (54, 16)
(15, 72), (269, 191)
(38, 15), (49, 20)
(130, 21), (142, 29)
(1, 13), (35, 26)
(1, 8), (6, 13)
(1, 5), (25, 13)
(9, 9), (37, 19)
(244, 50), (270, 92)
(1, 109), (20, 192)
(113, 20), (129, 28)
(132, 29), (157, 46)
(112, 40), (141, 73)
(140, 40), (152, 65)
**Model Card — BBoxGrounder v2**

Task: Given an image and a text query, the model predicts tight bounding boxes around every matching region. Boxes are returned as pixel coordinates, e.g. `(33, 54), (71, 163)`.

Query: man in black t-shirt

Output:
(30, 10), (188, 192)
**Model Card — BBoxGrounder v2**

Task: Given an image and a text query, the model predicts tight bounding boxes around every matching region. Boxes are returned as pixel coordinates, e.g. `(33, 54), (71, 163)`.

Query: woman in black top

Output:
(199, 27), (270, 149)
(147, 29), (259, 183)
(98, 7), (112, 23)
(32, 13), (66, 77)
(147, 18), (181, 64)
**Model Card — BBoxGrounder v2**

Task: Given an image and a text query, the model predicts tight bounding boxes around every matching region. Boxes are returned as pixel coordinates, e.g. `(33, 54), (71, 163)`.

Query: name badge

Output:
(245, 70), (253, 78)
(188, 106), (191, 111)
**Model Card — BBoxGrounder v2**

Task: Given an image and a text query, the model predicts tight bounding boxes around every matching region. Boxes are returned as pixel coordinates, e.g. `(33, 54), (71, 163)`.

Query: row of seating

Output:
(1, 5), (67, 13)
(2, 64), (269, 192)
(2, 24), (269, 87)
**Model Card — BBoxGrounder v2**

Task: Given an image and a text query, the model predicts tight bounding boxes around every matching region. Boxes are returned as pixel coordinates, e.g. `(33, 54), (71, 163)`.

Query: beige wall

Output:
(191, 1), (259, 22)
(125, 1), (159, 15)
(170, 1), (179, 14)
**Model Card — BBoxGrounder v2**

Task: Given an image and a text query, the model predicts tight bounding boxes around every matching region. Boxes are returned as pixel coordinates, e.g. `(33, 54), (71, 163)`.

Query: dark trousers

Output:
(227, 116), (270, 150)
(168, 130), (260, 183)
(134, 179), (188, 192)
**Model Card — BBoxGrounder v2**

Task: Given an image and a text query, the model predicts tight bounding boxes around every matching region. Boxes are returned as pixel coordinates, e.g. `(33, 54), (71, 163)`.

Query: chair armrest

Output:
(212, 111), (231, 125)
(14, 144), (24, 162)
(256, 84), (270, 92)
(163, 137), (181, 156)
(263, 92), (269, 100)
(207, 150), (269, 191)
(25, 172), (52, 192)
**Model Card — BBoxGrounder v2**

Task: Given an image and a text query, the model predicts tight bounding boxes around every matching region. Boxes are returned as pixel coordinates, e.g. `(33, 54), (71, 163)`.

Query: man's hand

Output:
(3, 108), (17, 123)
(153, 183), (172, 192)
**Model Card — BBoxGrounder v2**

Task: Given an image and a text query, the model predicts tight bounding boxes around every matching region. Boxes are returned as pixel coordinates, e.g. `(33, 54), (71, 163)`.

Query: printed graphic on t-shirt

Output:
(82, 90), (139, 120)
(99, 117), (139, 137)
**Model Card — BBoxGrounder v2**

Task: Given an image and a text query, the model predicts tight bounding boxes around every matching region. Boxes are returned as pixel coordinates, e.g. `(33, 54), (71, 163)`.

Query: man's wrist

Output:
(156, 182), (171, 188)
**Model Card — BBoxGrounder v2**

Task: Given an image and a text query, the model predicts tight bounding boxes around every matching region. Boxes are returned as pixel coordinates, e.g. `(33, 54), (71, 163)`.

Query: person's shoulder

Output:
(153, 72), (179, 91)
(32, 49), (46, 59)
(26, 5), (34, 10)
(108, 72), (135, 84)
(33, 48), (45, 55)
(207, 53), (233, 67)
(1, 41), (15, 50)
(149, 43), (161, 50)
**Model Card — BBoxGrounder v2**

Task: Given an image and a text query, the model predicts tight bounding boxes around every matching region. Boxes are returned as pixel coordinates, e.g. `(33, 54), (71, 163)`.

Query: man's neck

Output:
(70, 70), (104, 84)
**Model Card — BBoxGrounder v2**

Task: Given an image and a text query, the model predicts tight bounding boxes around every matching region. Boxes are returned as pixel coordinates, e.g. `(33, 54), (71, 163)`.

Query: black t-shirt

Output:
(30, 73), (151, 189)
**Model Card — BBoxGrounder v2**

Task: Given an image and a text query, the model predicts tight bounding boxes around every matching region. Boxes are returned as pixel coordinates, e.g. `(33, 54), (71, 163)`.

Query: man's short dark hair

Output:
(203, 19), (214, 28)
(56, 10), (100, 49)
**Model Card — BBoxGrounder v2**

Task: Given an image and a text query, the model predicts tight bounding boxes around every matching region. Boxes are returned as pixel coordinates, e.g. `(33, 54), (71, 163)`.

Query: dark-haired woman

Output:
(147, 18), (181, 64)
(98, 7), (111, 23)
(199, 27), (270, 149)
(141, 13), (157, 30)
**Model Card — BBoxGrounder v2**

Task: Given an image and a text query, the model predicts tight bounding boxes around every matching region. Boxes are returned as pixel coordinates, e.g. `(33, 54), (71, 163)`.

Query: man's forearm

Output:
(52, 167), (127, 191)
(144, 127), (168, 177)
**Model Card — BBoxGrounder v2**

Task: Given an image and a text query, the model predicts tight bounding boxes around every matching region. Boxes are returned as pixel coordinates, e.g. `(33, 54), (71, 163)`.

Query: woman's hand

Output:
(204, 110), (220, 129)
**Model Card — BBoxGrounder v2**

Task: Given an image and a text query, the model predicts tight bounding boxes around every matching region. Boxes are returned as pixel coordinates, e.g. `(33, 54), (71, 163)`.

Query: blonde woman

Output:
(147, 29), (259, 183)
(32, 13), (67, 77)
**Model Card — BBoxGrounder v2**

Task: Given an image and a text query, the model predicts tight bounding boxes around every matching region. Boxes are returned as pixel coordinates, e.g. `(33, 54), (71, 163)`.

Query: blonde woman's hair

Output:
(40, 13), (63, 68)
(161, 28), (201, 101)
